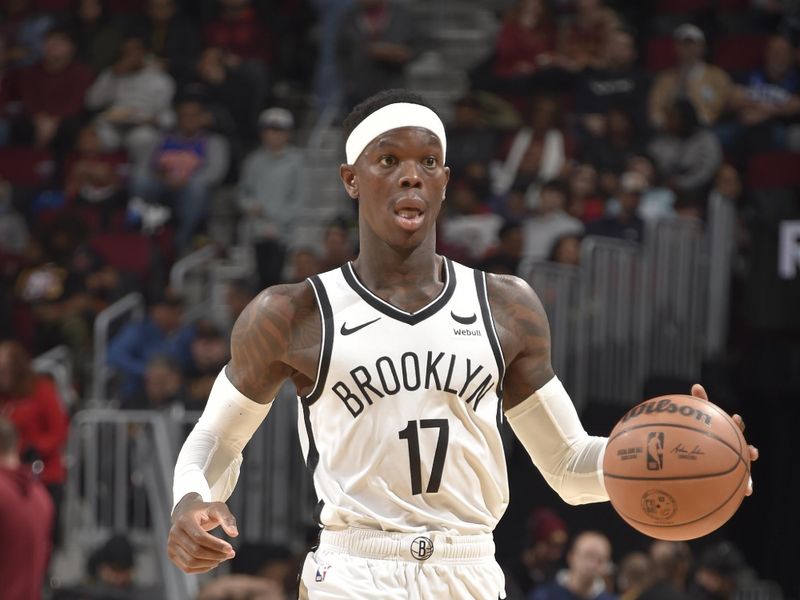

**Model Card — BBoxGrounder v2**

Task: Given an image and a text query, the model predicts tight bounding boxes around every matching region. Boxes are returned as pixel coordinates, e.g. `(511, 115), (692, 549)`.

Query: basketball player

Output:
(167, 90), (757, 599)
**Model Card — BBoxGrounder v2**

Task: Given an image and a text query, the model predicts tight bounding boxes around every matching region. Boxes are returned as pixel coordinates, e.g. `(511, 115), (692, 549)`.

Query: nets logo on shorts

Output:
(410, 536), (434, 561)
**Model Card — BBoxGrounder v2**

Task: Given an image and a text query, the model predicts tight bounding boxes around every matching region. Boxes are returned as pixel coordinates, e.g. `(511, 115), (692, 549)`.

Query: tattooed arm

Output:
(168, 283), (320, 574)
(487, 273), (609, 504)
(486, 273), (555, 411)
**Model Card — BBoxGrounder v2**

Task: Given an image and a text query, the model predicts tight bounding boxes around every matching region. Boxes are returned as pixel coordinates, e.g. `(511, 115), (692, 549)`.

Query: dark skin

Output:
(167, 126), (759, 574)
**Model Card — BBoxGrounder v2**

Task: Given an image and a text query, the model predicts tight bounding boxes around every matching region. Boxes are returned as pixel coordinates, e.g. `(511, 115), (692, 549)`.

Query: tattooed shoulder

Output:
(485, 273), (554, 406)
(226, 282), (317, 403)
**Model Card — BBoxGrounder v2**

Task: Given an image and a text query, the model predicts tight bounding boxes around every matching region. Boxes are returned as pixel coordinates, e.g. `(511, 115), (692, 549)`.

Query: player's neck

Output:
(352, 242), (442, 292)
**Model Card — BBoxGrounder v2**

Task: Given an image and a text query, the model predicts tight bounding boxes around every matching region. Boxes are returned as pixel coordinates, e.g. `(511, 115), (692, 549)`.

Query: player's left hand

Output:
(691, 383), (759, 495)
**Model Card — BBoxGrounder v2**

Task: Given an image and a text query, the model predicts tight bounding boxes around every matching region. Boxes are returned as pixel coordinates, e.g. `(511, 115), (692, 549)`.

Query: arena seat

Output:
(655, 0), (711, 13)
(88, 231), (154, 283)
(0, 148), (54, 187)
(713, 34), (769, 74)
(746, 151), (800, 189)
(646, 36), (678, 72)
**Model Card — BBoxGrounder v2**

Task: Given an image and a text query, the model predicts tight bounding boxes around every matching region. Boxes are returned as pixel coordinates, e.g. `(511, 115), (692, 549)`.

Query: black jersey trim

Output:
(301, 400), (320, 473)
(301, 276), (334, 405)
(341, 257), (456, 325)
(474, 270), (506, 428)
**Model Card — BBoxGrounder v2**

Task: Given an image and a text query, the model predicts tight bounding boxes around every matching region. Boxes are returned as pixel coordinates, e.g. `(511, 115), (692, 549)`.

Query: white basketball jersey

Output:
(297, 258), (509, 535)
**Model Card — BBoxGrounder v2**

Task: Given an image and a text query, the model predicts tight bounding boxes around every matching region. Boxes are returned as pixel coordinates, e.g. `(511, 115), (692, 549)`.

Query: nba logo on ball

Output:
(647, 432), (664, 470)
(410, 536), (434, 561)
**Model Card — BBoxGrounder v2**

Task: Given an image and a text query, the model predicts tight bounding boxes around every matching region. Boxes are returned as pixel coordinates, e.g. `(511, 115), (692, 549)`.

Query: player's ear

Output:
(340, 164), (359, 199)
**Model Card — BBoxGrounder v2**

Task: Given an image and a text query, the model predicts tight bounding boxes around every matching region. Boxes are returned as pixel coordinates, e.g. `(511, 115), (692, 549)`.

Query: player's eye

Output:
(422, 156), (437, 168)
(379, 155), (397, 167)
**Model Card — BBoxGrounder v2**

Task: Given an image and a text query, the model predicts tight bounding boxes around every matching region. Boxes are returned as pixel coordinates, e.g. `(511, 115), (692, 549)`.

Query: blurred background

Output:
(0, 0), (798, 598)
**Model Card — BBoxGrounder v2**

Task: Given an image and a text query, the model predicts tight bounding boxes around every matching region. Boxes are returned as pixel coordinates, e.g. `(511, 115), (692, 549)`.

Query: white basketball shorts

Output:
(298, 528), (507, 599)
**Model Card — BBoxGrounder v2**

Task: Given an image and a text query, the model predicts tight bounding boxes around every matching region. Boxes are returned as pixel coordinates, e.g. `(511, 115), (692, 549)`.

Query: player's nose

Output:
(398, 160), (422, 188)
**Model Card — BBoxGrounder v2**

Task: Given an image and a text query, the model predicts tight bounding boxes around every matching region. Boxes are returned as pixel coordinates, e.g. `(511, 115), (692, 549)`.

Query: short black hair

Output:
(342, 89), (438, 139)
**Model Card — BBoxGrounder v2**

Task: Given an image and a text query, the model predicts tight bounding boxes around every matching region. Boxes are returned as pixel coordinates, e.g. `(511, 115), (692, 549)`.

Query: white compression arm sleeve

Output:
(506, 376), (608, 505)
(172, 368), (271, 511)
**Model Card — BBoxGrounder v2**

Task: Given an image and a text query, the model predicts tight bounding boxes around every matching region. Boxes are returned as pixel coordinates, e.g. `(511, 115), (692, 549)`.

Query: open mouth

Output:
(393, 203), (425, 231)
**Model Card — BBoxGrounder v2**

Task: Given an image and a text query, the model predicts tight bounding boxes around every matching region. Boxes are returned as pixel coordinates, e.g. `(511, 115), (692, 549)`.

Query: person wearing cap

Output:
(649, 23), (733, 129)
(237, 106), (305, 289)
(167, 89), (757, 599)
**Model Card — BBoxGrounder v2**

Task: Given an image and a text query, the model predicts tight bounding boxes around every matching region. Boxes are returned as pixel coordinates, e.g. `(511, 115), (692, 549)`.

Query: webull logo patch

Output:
(622, 398), (712, 426)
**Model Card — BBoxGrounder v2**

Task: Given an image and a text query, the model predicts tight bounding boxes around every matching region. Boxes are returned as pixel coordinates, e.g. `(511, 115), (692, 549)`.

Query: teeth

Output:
(398, 209), (420, 219)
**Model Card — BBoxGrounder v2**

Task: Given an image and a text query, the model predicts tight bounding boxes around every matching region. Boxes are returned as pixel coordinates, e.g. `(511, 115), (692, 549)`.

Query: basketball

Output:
(603, 394), (750, 541)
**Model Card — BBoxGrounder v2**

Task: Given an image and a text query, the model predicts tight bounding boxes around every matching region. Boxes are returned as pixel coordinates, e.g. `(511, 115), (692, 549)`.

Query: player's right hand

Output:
(167, 494), (239, 574)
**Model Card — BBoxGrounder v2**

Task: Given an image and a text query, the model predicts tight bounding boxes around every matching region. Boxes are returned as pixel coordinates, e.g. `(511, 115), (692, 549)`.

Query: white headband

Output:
(345, 102), (447, 164)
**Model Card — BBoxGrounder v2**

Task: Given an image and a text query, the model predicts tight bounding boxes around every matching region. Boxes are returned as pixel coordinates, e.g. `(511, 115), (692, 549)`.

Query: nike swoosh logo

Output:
(340, 317), (381, 336)
(450, 311), (477, 325)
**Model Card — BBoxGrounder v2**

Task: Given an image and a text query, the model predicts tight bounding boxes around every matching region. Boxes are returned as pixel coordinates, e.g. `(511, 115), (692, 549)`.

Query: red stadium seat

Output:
(646, 36), (678, 72)
(89, 232), (154, 282)
(713, 34), (769, 73)
(655, 0), (711, 13)
(746, 152), (800, 189)
(0, 148), (54, 187)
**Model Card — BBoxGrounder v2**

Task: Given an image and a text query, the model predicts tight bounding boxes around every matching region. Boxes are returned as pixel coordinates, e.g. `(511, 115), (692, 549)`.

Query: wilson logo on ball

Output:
(622, 398), (712, 426)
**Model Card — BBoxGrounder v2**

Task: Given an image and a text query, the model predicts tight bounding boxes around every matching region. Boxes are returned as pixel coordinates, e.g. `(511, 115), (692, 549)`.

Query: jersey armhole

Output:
(301, 275), (334, 405)
(474, 270), (507, 429)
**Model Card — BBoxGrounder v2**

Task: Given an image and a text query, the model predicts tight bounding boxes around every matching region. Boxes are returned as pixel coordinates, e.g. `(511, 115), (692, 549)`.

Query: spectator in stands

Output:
(648, 99), (723, 194)
(519, 179), (584, 271)
(511, 506), (569, 597)
(106, 287), (196, 400)
(0, 177), (28, 257)
(0, 33), (10, 147)
(491, 95), (570, 204)
(480, 220), (525, 275)
(183, 46), (260, 145)
(203, 0), (270, 110)
(123, 353), (188, 410)
(0, 417), (54, 600)
(317, 216), (357, 273)
(285, 246), (321, 283)
(198, 542), (300, 600)
(690, 542), (752, 600)
(64, 123), (129, 231)
(548, 233), (583, 266)
(0, 340), (68, 542)
(185, 320), (229, 409)
(574, 29), (651, 143)
(6, 26), (94, 149)
(237, 107), (304, 289)
(86, 34), (176, 165)
(557, 0), (622, 73)
(491, 0), (558, 83)
(132, 0), (201, 82)
(580, 108), (646, 188)
(586, 171), (646, 243)
(616, 552), (654, 600)
(446, 93), (499, 187)
(224, 277), (257, 325)
(70, 0), (124, 73)
(310, 0), (351, 116)
(529, 530), (615, 600)
(130, 96), (230, 253)
(619, 155), (676, 223)
(0, 0), (54, 68)
(336, 0), (416, 110)
(638, 541), (692, 600)
(649, 24), (733, 129)
(566, 163), (605, 223)
(728, 34), (800, 155)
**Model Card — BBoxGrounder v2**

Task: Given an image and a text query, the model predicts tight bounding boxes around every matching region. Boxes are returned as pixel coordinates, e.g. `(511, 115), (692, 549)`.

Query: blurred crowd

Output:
(0, 0), (798, 598)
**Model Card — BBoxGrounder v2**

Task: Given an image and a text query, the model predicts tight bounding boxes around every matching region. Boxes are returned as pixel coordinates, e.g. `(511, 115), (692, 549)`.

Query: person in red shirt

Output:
(492, 0), (557, 81)
(0, 339), (69, 541)
(7, 26), (94, 148)
(0, 416), (55, 600)
(203, 0), (271, 65)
